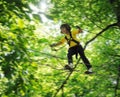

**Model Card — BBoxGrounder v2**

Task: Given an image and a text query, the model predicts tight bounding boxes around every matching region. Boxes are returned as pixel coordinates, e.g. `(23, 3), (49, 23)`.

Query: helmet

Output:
(60, 23), (71, 31)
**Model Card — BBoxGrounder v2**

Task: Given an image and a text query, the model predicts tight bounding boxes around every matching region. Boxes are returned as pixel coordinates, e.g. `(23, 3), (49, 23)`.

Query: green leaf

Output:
(38, 38), (49, 43)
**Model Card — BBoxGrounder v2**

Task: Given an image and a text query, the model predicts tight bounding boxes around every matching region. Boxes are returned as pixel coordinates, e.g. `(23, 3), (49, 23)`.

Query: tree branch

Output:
(28, 49), (66, 60)
(84, 22), (118, 49)
(114, 65), (120, 97)
(53, 22), (118, 97)
(53, 71), (73, 97)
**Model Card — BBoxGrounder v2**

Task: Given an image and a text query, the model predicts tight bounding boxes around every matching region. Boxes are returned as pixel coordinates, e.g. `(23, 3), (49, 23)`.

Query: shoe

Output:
(84, 68), (93, 74)
(69, 63), (73, 68)
(64, 64), (73, 71)
(84, 70), (93, 74)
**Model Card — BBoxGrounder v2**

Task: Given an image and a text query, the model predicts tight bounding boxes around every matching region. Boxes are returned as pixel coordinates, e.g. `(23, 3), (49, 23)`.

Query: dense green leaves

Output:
(0, 0), (39, 96)
(48, 0), (120, 96)
(0, 0), (120, 97)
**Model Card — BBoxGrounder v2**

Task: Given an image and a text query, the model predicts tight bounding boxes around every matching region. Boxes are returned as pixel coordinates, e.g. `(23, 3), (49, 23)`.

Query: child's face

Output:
(61, 27), (68, 34)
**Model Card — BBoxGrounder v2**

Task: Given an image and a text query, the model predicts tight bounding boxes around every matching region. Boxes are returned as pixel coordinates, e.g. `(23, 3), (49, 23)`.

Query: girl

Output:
(50, 23), (93, 74)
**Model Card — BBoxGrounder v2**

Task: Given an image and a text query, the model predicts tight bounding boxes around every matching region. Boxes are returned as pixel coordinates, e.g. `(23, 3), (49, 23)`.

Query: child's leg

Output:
(67, 46), (77, 66)
(77, 44), (92, 70)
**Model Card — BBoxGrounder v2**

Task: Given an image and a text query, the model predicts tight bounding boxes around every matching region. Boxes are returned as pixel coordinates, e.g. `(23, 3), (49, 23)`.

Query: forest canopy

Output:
(0, 0), (120, 97)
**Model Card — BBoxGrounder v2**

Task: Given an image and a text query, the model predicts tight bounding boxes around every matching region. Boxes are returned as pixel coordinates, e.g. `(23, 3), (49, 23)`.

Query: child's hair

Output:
(60, 23), (71, 32)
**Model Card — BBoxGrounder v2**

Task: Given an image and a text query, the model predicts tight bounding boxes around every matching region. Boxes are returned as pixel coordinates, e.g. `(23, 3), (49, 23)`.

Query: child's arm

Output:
(76, 26), (83, 33)
(50, 37), (66, 47)
(73, 26), (83, 35)
(78, 29), (83, 33)
(50, 42), (63, 47)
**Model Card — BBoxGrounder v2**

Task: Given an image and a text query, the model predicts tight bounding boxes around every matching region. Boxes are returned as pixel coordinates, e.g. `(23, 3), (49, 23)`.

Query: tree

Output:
(0, 0), (40, 96)
(47, 0), (120, 96)
(0, 0), (120, 97)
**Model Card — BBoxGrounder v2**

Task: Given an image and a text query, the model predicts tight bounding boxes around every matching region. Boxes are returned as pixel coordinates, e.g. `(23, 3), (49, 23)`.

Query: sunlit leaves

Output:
(38, 38), (49, 43)
(0, 0), (38, 96)
(44, 0), (120, 96)
(0, 0), (120, 97)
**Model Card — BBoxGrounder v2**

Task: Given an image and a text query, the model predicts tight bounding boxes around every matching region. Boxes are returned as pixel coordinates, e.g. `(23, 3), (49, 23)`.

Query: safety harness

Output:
(65, 31), (79, 46)
(65, 32), (80, 59)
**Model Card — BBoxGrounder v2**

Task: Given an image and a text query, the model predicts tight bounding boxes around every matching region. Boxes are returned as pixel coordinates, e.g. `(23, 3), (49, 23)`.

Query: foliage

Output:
(0, 0), (40, 97)
(0, 0), (120, 97)
(47, 0), (120, 97)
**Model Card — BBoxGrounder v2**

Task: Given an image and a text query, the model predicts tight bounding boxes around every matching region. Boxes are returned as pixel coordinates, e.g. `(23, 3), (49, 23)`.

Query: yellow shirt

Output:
(60, 29), (80, 48)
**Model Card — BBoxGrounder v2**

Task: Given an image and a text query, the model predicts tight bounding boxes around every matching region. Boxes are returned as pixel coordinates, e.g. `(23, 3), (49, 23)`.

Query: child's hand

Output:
(75, 26), (83, 33)
(50, 43), (56, 47)
(76, 26), (81, 30)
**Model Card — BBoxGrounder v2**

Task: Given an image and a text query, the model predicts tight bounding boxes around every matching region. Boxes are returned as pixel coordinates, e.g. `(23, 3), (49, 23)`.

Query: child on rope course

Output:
(50, 23), (93, 74)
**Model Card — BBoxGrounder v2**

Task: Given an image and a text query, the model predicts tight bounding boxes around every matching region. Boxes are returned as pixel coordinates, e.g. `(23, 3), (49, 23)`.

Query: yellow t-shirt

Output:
(60, 29), (80, 48)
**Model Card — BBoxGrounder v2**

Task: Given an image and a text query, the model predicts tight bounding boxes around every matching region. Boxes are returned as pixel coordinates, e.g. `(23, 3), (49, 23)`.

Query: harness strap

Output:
(65, 32), (79, 46)
(65, 32), (79, 59)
